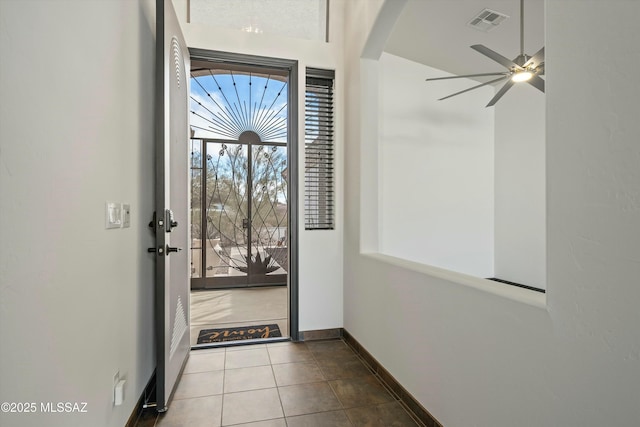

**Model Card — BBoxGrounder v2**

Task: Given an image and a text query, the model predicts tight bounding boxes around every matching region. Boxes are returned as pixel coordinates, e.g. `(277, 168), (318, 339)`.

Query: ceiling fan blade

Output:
(438, 76), (508, 101)
(471, 44), (519, 69)
(486, 80), (515, 107)
(523, 46), (544, 68)
(527, 74), (545, 92)
(426, 72), (509, 82)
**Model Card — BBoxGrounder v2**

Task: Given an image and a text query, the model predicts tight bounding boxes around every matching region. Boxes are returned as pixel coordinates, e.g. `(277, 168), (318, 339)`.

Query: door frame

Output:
(189, 49), (300, 341)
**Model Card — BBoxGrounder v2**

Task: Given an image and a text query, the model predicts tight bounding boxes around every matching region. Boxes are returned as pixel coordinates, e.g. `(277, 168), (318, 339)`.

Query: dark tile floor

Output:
(135, 339), (423, 427)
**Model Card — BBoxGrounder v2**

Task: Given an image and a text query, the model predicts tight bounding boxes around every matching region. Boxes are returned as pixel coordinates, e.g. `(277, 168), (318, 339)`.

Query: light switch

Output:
(122, 204), (131, 228)
(105, 202), (122, 229)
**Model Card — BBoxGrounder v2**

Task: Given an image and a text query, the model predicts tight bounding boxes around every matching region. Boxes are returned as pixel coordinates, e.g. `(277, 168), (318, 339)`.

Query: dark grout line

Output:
(219, 348), (227, 427)
(266, 344), (289, 423)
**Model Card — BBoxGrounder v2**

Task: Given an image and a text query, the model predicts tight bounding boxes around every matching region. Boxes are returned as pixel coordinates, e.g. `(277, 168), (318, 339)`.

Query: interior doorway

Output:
(187, 51), (298, 346)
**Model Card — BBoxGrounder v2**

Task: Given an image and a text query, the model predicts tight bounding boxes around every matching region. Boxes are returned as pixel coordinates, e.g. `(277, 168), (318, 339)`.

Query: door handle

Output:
(147, 245), (181, 254)
(165, 209), (178, 232)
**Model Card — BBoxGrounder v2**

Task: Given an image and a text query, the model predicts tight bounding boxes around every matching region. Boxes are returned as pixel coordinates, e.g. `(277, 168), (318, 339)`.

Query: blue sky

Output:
(190, 72), (288, 142)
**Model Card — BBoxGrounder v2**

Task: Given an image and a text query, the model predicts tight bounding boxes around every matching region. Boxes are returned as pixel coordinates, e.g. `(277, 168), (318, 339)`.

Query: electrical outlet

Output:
(114, 378), (126, 406)
(113, 371), (119, 405)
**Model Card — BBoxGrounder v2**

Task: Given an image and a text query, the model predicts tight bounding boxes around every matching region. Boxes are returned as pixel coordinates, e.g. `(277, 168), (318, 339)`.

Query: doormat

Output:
(197, 324), (282, 344)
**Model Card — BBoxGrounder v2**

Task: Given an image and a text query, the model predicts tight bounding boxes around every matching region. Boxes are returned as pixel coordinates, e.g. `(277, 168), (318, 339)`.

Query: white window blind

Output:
(305, 68), (334, 230)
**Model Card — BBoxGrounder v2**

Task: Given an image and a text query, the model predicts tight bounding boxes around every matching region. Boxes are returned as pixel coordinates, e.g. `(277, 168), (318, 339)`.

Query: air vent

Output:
(171, 36), (183, 89)
(169, 295), (187, 360)
(467, 8), (509, 32)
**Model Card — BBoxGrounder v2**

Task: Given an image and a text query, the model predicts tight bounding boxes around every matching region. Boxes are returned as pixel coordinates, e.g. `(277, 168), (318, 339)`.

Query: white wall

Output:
(494, 84), (546, 288)
(379, 52), (495, 277)
(377, 51), (545, 285)
(344, 1), (640, 427)
(171, 0), (345, 332)
(0, 1), (156, 427)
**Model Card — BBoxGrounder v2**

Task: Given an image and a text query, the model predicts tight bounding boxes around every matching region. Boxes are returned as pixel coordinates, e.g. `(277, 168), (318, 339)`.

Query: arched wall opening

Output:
(361, 0), (546, 290)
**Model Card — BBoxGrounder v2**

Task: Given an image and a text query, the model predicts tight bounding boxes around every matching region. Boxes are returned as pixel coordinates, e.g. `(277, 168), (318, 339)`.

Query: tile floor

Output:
(190, 287), (288, 346)
(135, 339), (422, 427)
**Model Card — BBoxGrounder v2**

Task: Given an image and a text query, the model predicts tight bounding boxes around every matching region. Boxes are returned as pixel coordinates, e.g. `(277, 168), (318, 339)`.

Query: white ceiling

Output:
(384, 0), (544, 81)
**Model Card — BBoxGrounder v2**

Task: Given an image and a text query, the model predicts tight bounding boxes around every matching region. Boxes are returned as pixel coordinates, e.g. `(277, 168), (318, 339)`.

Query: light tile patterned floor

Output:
(135, 340), (423, 427)
(190, 287), (288, 346)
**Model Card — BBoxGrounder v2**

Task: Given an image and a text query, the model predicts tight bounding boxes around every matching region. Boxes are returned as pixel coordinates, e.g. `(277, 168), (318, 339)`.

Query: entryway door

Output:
(153, 0), (190, 412)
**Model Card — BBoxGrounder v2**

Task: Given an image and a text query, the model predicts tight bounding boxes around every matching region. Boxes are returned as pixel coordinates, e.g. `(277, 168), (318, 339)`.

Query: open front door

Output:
(154, 0), (190, 411)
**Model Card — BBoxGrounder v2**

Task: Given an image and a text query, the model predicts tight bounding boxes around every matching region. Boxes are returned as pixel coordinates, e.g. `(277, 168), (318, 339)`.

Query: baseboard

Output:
(487, 277), (545, 293)
(125, 370), (156, 427)
(343, 329), (443, 427)
(298, 327), (343, 341)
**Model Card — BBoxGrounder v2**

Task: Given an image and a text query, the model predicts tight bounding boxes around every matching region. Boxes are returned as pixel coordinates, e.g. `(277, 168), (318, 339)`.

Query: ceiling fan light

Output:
(512, 71), (533, 82)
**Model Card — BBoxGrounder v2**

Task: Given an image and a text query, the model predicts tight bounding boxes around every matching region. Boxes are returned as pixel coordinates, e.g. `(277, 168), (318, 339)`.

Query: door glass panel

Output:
(205, 142), (249, 278)
(190, 138), (202, 278)
(251, 144), (288, 276)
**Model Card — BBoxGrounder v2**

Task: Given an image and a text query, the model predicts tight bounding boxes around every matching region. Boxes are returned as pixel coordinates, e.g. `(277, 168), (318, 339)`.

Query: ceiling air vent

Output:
(467, 8), (509, 32)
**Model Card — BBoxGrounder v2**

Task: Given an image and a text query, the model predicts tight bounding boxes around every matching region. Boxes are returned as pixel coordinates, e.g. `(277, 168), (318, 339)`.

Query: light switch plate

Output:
(122, 204), (131, 228)
(105, 202), (122, 229)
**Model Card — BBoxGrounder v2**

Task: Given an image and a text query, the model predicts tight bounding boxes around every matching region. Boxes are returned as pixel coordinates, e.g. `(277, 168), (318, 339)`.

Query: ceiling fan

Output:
(425, 0), (544, 107)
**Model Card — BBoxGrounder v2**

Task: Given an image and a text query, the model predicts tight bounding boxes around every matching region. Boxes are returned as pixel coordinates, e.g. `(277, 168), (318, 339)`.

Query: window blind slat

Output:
(305, 68), (335, 230)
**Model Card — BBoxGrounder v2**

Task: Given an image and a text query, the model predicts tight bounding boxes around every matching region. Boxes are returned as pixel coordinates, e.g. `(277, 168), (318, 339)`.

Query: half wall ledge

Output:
(363, 252), (547, 309)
